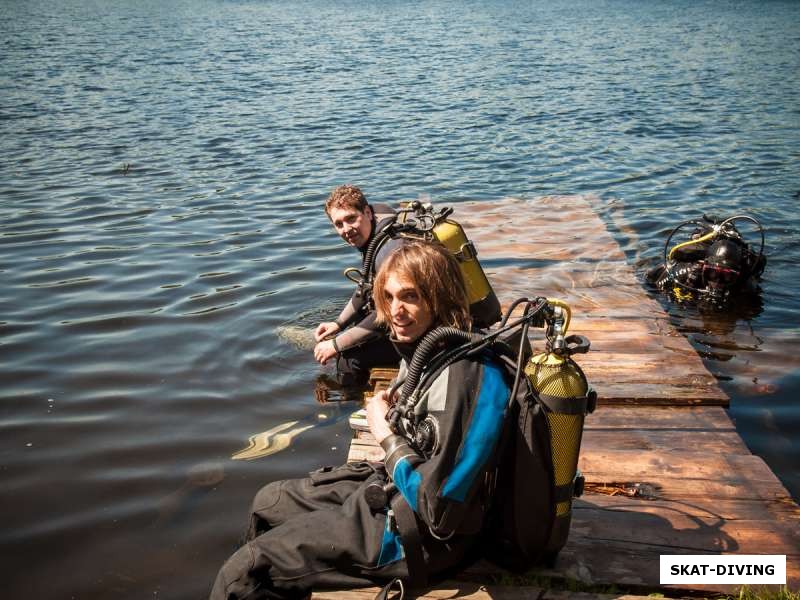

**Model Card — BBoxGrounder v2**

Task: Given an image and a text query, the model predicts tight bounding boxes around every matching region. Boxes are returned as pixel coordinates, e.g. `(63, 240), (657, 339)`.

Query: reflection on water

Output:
(232, 419), (320, 461)
(2, 0), (799, 598)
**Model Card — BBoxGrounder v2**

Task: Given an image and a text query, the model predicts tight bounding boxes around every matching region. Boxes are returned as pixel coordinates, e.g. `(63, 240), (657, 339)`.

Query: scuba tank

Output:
(346, 200), (502, 328)
(428, 216), (501, 328)
(524, 299), (593, 558)
(384, 296), (595, 569)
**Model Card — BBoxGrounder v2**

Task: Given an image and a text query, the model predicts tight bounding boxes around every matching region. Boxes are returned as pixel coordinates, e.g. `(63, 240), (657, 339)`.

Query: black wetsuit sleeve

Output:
(335, 292), (367, 330)
(334, 230), (403, 347)
(334, 311), (384, 351)
(381, 358), (510, 537)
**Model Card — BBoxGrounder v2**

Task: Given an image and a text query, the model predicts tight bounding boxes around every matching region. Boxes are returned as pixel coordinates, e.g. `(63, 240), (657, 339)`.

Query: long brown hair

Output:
(373, 241), (471, 331)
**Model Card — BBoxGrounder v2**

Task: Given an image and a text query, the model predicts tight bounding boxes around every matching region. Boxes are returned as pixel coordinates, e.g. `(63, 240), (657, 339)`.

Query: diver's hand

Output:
(314, 321), (340, 342)
(366, 391), (392, 444)
(313, 339), (338, 365)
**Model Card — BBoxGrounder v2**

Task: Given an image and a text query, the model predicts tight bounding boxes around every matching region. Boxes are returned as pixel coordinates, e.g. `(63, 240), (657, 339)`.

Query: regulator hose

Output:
(663, 214), (765, 266)
(394, 298), (550, 427)
(400, 327), (482, 403)
(663, 218), (713, 266)
(360, 221), (398, 294)
(668, 228), (717, 261)
(506, 302), (534, 414)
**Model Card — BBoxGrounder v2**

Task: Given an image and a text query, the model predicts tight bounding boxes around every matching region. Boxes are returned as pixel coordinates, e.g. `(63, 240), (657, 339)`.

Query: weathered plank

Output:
(313, 582), (545, 599)
(572, 501), (800, 555)
(581, 429), (748, 453)
(580, 450), (783, 484)
(312, 582), (669, 600)
(533, 537), (796, 594)
(588, 383), (729, 405)
(578, 491), (800, 525)
(582, 407), (748, 452)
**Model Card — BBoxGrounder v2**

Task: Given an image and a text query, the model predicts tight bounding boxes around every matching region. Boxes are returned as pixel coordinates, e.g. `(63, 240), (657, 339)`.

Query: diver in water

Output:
(646, 214), (766, 304)
(211, 242), (512, 599)
(313, 184), (405, 386)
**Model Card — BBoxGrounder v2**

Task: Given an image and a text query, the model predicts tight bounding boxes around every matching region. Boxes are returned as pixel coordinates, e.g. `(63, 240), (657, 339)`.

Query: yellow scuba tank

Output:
(395, 200), (501, 327)
(431, 219), (501, 328)
(524, 299), (595, 556)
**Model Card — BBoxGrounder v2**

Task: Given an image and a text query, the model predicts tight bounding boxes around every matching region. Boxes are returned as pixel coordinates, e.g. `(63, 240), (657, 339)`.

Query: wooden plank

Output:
(538, 536), (796, 594)
(578, 490), (800, 524)
(585, 406), (735, 430)
(313, 582), (667, 600)
(582, 429), (748, 453)
(580, 450), (783, 484)
(347, 437), (384, 463)
(583, 406), (749, 452)
(572, 502), (800, 556)
(542, 593), (672, 600)
(313, 582), (545, 599)
(579, 450), (791, 502)
(591, 384), (728, 405)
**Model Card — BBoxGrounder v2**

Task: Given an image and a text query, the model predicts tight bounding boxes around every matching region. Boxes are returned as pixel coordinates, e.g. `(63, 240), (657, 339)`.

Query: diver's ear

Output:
(364, 205), (374, 220)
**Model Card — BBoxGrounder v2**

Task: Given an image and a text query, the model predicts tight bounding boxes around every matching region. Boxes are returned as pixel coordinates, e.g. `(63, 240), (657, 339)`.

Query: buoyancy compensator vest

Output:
(384, 297), (596, 572)
(344, 200), (502, 328)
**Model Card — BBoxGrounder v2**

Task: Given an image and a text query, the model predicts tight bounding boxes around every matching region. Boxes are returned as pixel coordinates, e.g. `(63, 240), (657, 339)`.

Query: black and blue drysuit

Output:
(210, 344), (511, 599)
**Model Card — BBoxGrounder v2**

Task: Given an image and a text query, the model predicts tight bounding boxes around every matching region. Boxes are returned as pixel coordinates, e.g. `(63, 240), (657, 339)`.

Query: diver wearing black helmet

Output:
(646, 214), (766, 303)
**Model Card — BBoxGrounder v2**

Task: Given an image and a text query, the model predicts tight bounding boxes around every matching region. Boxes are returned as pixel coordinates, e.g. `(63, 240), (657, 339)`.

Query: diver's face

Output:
(382, 273), (433, 343)
(329, 205), (373, 249)
(702, 263), (739, 298)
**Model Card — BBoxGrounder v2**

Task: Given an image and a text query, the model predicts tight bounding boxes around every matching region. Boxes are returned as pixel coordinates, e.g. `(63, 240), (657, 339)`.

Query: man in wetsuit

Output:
(210, 241), (512, 599)
(313, 184), (404, 386)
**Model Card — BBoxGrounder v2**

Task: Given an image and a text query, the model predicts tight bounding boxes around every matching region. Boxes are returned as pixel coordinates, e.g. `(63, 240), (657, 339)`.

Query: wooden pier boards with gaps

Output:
(336, 195), (799, 597)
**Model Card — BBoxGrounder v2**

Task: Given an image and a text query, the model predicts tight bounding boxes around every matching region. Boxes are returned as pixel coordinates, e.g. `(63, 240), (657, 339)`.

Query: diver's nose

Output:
(390, 298), (405, 318)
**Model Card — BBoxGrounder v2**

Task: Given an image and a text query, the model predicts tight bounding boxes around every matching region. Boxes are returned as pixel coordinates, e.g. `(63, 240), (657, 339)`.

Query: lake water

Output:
(2, 0), (799, 598)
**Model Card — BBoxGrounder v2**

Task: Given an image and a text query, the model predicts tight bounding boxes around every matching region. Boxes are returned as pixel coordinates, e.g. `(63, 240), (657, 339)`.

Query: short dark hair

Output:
(373, 241), (471, 331)
(325, 184), (368, 216)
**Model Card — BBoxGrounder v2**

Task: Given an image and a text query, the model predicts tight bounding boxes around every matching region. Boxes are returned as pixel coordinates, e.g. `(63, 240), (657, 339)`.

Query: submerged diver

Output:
(313, 184), (405, 386)
(646, 214), (766, 304)
(211, 242), (512, 599)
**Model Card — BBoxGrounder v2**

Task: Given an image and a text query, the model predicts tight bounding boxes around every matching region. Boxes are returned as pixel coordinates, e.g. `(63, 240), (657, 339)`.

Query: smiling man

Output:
(313, 184), (404, 386)
(211, 241), (512, 600)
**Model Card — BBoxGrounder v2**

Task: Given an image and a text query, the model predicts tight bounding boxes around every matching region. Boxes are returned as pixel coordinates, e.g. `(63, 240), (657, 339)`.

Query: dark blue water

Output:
(2, 0), (799, 597)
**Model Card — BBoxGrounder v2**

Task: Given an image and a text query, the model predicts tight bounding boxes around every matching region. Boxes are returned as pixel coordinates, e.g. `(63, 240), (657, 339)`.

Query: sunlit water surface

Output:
(1, 0), (799, 597)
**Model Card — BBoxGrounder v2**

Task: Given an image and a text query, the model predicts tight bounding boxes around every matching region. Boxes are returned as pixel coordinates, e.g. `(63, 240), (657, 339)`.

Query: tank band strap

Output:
(537, 392), (591, 415)
(554, 482), (575, 504)
(390, 494), (427, 590)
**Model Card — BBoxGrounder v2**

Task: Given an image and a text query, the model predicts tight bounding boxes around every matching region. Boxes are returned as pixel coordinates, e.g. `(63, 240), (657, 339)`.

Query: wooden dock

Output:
(326, 196), (799, 598)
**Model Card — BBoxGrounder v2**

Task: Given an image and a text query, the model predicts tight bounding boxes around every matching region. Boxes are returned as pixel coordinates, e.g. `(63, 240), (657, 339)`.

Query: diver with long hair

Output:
(211, 241), (510, 600)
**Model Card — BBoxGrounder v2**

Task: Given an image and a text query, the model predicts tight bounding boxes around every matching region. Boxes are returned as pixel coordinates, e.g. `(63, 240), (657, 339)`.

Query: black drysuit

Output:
(210, 351), (511, 599)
